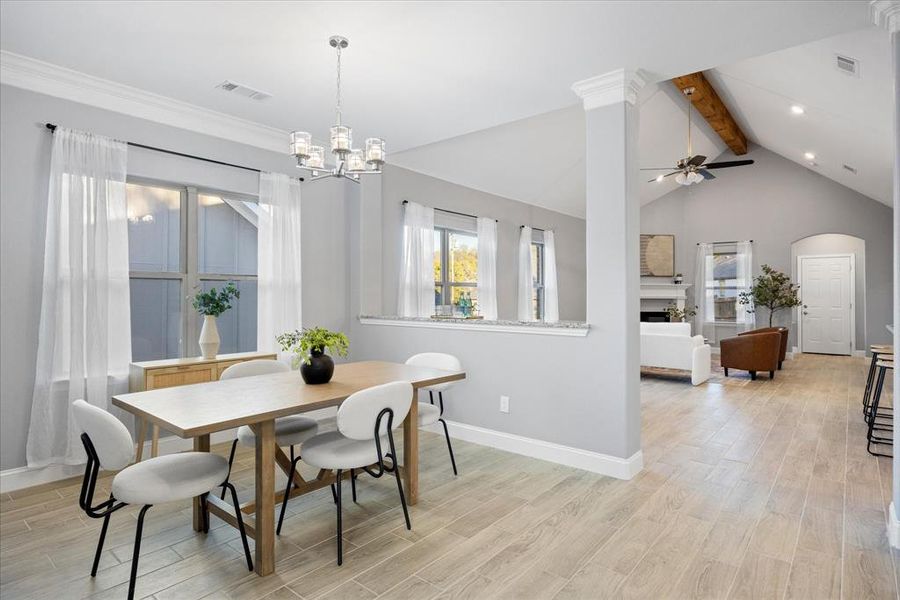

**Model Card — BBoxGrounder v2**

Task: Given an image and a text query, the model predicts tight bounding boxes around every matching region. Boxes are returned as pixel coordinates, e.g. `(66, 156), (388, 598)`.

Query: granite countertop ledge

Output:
(359, 315), (590, 330)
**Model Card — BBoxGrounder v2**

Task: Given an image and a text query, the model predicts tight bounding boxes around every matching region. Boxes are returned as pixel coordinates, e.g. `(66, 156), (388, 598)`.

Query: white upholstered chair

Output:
(405, 353), (462, 475)
(299, 381), (413, 565)
(218, 359), (320, 500)
(72, 400), (252, 600)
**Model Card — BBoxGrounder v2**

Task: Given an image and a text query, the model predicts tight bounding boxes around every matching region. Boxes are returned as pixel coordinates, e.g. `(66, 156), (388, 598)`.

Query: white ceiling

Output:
(0, 1), (872, 155)
(709, 26), (894, 206)
(388, 84), (728, 217)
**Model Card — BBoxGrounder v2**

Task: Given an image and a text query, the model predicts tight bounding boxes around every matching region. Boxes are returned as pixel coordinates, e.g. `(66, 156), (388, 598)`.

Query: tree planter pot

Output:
(300, 349), (334, 385)
(199, 315), (220, 359)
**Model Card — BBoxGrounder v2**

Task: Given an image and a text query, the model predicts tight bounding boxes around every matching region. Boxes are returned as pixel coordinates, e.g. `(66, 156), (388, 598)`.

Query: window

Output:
(532, 241), (545, 320)
(127, 181), (258, 362)
(704, 246), (738, 322)
(433, 227), (478, 315)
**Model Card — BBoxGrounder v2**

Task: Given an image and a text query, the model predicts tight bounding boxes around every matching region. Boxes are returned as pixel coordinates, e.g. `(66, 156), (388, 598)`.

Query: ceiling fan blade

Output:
(687, 155), (706, 167)
(647, 171), (680, 183)
(699, 169), (716, 180)
(640, 167), (679, 171)
(703, 159), (755, 169)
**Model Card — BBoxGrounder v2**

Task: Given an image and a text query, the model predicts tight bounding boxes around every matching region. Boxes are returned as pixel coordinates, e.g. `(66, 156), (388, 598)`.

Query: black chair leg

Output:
(350, 469), (357, 503)
(224, 482), (253, 571)
(724, 367), (729, 377)
(277, 455), (301, 536)
(90, 494), (114, 577)
(200, 493), (209, 533)
(393, 461), (411, 531)
(439, 418), (458, 475)
(330, 483), (338, 504)
(127, 505), (152, 600)
(769, 370), (775, 380)
(221, 439), (239, 500)
(750, 371), (757, 380)
(335, 469), (343, 565)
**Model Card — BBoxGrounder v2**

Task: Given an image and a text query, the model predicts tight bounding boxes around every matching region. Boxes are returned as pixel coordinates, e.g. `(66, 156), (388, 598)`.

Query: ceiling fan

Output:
(643, 86), (754, 185)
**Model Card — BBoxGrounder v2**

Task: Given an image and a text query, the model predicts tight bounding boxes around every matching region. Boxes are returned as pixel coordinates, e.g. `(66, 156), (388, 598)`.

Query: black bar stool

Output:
(863, 345), (893, 420)
(866, 357), (893, 458)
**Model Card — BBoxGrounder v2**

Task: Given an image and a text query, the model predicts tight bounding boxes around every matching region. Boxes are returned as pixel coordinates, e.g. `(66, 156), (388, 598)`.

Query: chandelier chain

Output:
(335, 43), (342, 126)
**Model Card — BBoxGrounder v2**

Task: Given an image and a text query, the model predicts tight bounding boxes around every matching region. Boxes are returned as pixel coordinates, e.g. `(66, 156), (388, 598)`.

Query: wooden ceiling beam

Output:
(671, 71), (748, 156)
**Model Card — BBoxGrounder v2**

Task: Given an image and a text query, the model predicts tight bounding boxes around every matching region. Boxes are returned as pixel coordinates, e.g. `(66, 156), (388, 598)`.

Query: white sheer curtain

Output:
(257, 172), (303, 355)
(517, 226), (534, 321)
(543, 229), (560, 322)
(476, 217), (498, 320)
(694, 243), (713, 338)
(398, 201), (435, 317)
(27, 128), (131, 467)
(735, 241), (754, 331)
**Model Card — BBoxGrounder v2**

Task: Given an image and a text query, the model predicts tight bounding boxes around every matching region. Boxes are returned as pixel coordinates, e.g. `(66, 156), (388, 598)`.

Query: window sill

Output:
(358, 316), (589, 337)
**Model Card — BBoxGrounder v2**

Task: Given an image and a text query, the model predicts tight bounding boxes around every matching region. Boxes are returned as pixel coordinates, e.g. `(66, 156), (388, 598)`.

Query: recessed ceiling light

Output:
(804, 152), (816, 160)
(790, 105), (805, 115)
(655, 175), (665, 182)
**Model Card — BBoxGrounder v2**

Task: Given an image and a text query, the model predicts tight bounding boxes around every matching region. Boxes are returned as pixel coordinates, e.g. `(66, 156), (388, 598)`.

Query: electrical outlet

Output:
(500, 395), (510, 413)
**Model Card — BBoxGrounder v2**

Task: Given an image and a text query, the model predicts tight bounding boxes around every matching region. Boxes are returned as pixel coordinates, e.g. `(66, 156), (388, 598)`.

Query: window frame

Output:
(127, 177), (259, 359)
(705, 247), (739, 325)
(433, 226), (477, 310)
(532, 241), (545, 320)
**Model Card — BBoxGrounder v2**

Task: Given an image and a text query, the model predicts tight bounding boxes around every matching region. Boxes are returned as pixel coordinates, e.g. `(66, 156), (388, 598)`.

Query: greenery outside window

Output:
(532, 241), (545, 320)
(705, 245), (738, 323)
(433, 227), (478, 313)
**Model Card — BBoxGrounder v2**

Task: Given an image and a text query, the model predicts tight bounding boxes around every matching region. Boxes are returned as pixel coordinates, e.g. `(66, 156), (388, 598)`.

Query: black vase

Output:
(300, 349), (334, 385)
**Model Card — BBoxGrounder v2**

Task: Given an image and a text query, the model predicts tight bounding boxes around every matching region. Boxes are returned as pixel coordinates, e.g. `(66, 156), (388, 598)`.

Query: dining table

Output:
(112, 360), (466, 576)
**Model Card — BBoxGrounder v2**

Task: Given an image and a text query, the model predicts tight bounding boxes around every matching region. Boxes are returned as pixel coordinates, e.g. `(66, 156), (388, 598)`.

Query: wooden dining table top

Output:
(112, 360), (466, 438)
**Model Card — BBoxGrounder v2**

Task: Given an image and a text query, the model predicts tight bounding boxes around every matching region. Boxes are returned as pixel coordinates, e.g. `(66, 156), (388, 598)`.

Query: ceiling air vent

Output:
(842, 164), (858, 175)
(834, 54), (859, 77)
(215, 80), (272, 101)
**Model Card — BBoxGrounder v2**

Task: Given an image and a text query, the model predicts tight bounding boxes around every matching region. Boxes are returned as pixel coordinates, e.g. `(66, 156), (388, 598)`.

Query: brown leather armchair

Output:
(720, 331), (781, 380)
(738, 327), (789, 370)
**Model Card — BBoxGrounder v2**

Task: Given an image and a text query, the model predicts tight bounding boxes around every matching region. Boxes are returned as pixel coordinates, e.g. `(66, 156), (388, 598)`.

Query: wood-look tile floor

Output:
(1, 353), (897, 599)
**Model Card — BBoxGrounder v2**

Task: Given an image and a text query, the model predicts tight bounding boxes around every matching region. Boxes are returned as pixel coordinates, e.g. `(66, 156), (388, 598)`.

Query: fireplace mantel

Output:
(640, 282), (692, 310)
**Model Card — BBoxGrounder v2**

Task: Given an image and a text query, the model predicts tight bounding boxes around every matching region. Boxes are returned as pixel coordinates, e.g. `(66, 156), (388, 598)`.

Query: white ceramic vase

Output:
(199, 315), (220, 359)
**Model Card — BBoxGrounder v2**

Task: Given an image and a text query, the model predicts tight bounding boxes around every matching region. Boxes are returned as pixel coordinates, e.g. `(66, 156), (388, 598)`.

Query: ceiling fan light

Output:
(675, 172), (687, 185)
(688, 171), (703, 184)
(790, 105), (805, 115)
(307, 146), (326, 169)
(804, 152), (815, 160)
(330, 125), (352, 155)
(655, 174), (665, 182)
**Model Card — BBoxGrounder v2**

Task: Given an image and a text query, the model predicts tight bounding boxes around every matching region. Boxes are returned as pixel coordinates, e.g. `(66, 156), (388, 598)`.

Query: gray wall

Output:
(0, 84), (352, 469)
(640, 144), (893, 350)
(380, 165), (586, 322)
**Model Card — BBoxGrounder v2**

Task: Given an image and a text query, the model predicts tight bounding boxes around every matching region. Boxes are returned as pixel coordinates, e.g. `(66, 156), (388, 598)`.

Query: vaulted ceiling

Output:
(0, 2), (886, 216)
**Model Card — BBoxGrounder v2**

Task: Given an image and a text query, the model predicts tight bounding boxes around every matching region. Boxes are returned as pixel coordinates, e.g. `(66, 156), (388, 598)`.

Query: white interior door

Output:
(799, 255), (853, 355)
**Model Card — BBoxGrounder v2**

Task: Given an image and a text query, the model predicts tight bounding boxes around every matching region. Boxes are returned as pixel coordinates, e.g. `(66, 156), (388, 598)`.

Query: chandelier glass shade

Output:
(290, 36), (384, 183)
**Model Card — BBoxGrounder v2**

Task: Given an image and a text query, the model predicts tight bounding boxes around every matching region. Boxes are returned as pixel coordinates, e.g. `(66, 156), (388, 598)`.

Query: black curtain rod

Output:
(697, 240), (753, 245)
(401, 200), (497, 222)
(45, 123), (304, 182)
(520, 225), (546, 232)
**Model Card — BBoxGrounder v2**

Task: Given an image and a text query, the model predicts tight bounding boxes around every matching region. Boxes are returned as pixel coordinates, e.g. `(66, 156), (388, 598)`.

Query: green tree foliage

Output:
(738, 264), (801, 327)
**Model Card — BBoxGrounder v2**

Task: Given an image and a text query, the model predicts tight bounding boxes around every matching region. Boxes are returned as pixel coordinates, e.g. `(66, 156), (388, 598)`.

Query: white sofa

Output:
(640, 322), (711, 385)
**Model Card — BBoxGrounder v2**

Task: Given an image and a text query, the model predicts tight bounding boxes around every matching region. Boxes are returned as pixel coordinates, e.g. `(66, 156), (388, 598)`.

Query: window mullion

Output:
(184, 186), (200, 357)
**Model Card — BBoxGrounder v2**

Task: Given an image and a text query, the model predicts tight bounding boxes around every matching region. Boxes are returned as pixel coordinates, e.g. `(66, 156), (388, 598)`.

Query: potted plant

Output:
(665, 303), (697, 323)
(739, 264), (801, 327)
(277, 327), (350, 385)
(673, 273), (684, 285)
(192, 282), (240, 358)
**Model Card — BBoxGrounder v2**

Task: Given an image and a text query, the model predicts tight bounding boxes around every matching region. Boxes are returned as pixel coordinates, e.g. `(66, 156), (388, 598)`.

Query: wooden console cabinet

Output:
(129, 351), (277, 460)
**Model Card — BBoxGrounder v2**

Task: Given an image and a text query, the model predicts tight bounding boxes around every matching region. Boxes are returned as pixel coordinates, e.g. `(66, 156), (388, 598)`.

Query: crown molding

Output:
(571, 68), (647, 110)
(872, 0), (900, 32)
(0, 50), (288, 153)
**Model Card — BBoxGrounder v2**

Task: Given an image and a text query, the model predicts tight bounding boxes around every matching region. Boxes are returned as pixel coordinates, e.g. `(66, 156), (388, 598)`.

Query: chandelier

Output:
(290, 36), (385, 183)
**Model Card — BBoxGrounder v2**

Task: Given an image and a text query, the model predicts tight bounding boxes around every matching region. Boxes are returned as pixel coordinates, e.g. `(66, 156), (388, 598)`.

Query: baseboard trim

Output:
(890, 502), (900, 549)
(0, 429), (237, 494)
(852, 350), (867, 358)
(424, 420), (643, 480)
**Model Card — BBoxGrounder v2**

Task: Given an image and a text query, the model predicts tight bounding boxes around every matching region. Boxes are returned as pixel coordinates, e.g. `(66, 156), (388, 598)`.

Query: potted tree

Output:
(277, 327), (350, 385)
(192, 282), (240, 358)
(738, 264), (801, 327)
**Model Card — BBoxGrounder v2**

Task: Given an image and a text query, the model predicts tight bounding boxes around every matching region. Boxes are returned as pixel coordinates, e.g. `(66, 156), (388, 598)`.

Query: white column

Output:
(872, 0), (900, 549)
(572, 69), (645, 466)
